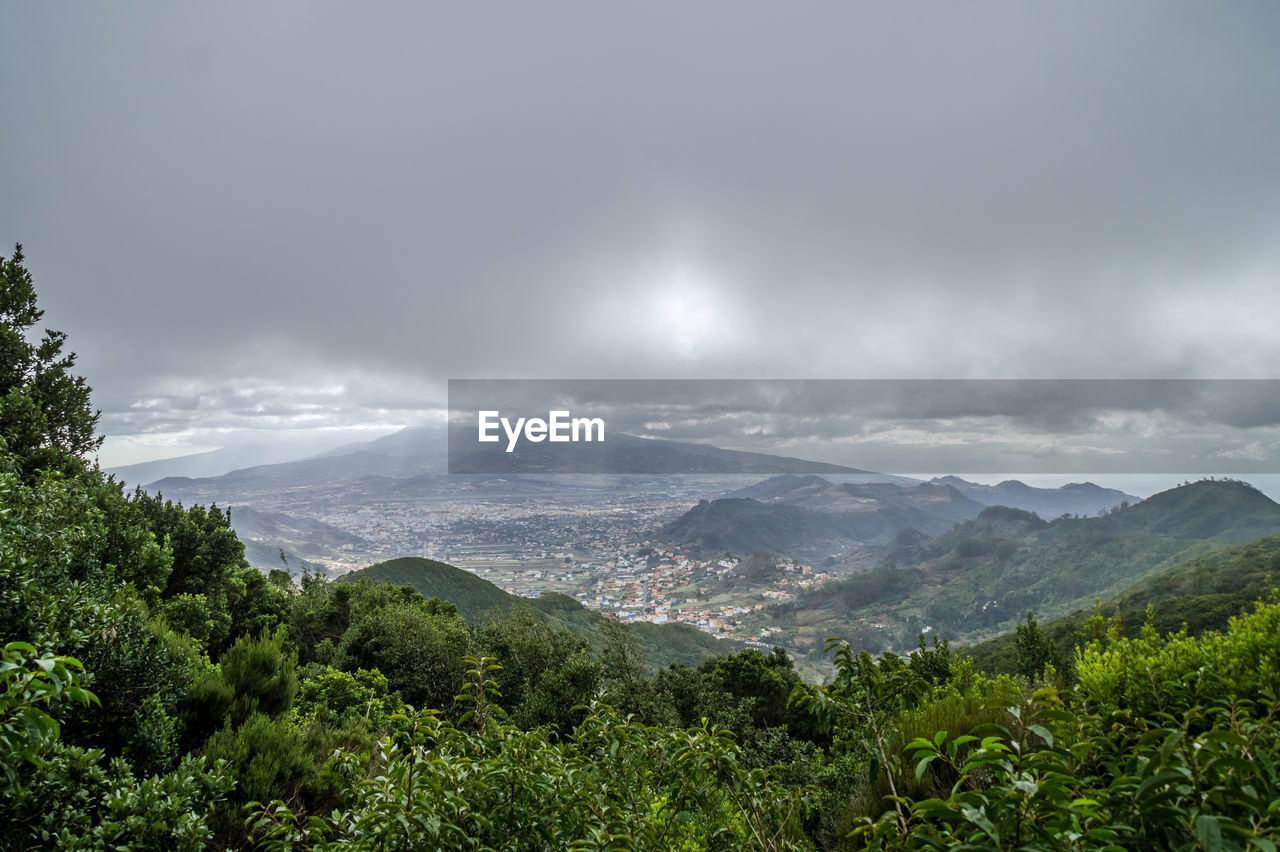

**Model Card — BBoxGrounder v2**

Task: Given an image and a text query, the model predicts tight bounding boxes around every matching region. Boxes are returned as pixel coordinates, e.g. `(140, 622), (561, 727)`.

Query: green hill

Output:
(1110, 478), (1280, 541)
(661, 498), (863, 559)
(963, 532), (1280, 673)
(340, 557), (733, 670)
(340, 557), (515, 622)
(662, 484), (984, 560)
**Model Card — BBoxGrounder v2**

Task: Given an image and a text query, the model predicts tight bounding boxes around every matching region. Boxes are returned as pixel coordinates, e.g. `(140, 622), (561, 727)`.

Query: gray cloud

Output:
(3, 2), (1279, 464)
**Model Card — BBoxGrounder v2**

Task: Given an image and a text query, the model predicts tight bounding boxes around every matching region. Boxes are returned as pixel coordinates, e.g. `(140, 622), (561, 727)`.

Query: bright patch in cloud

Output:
(586, 256), (748, 364)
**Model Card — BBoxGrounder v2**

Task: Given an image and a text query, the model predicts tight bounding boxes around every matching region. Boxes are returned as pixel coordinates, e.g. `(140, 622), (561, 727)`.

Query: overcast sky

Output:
(3, 3), (1279, 469)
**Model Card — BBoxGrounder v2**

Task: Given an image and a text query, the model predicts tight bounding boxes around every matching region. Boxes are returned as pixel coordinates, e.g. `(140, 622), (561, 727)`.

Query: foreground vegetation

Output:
(3, 245), (1280, 849)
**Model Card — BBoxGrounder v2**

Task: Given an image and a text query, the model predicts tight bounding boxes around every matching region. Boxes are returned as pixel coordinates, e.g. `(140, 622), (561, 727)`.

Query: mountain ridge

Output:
(448, 428), (874, 475)
(737, 474), (1139, 519)
(662, 482), (988, 560)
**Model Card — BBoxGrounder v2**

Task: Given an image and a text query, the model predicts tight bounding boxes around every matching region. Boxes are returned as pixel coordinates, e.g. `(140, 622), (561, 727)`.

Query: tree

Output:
(0, 244), (102, 476)
(1, 641), (232, 848)
(475, 607), (599, 734)
(336, 600), (471, 712)
(1014, 610), (1061, 681)
(599, 617), (667, 723)
(219, 627), (299, 724)
(703, 647), (798, 730)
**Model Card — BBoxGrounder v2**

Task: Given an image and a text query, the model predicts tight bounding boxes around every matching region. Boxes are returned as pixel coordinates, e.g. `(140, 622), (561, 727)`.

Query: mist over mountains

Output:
(661, 474), (1140, 561)
(130, 426), (449, 493)
(930, 475), (1136, 519)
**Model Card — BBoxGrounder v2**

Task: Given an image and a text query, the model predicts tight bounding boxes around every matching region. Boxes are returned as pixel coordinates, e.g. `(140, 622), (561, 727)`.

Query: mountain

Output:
(662, 482), (985, 560)
(738, 473), (1137, 519)
(963, 532), (1280, 674)
(340, 557), (733, 669)
(241, 539), (324, 576)
(663, 499), (865, 560)
(340, 557), (516, 622)
(733, 477), (985, 524)
(694, 474), (1140, 561)
(105, 431), (402, 486)
(143, 428), (875, 508)
(228, 505), (370, 555)
(147, 425), (448, 495)
(929, 476), (1139, 519)
(447, 428), (872, 475)
(1108, 478), (1280, 541)
(747, 480), (1280, 660)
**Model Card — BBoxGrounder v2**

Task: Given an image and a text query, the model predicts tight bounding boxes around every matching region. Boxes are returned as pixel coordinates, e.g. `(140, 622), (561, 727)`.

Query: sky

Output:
(3, 3), (1279, 472)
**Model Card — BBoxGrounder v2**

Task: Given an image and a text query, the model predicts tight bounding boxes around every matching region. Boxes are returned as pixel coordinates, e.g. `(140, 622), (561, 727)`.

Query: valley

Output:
(127, 429), (1280, 672)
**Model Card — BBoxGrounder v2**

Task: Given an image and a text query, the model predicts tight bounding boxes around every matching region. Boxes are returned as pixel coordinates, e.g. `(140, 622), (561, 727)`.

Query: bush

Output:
(219, 627), (298, 724)
(1, 641), (231, 849)
(843, 598), (1280, 850)
(336, 602), (470, 713)
(250, 697), (814, 851)
(294, 665), (402, 731)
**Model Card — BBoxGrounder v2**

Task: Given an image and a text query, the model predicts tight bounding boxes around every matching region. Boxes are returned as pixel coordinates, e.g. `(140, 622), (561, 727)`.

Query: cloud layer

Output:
(3, 3), (1278, 464)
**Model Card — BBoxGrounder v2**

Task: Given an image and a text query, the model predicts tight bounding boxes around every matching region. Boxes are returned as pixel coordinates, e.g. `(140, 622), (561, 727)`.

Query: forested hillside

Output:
(3, 246), (1280, 849)
(962, 531), (1280, 675)
(344, 556), (734, 669)
(752, 485), (1280, 659)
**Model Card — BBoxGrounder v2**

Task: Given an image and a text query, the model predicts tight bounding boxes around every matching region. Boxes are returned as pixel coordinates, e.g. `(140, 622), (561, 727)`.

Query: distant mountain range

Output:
(146, 426), (448, 494)
(341, 557), (734, 670)
(140, 428), (892, 510)
(929, 476), (1136, 519)
(661, 475), (1141, 561)
(734, 474), (1137, 518)
(137, 430), (1149, 576)
(663, 482), (985, 560)
(448, 427), (873, 475)
(138, 430), (1142, 522)
(745, 479), (1280, 658)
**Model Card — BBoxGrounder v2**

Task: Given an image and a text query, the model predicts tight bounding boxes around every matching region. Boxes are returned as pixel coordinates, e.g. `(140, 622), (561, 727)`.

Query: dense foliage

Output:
(847, 600), (1280, 850)
(2, 244), (1280, 849)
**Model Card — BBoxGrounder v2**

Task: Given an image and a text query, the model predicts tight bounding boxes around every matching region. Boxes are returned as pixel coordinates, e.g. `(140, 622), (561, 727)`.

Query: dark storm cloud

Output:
(2, 2), (1279, 463)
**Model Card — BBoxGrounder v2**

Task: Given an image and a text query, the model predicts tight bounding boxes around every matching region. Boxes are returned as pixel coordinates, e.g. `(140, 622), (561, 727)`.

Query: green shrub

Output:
(219, 626), (298, 724)
(843, 598), (1280, 850)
